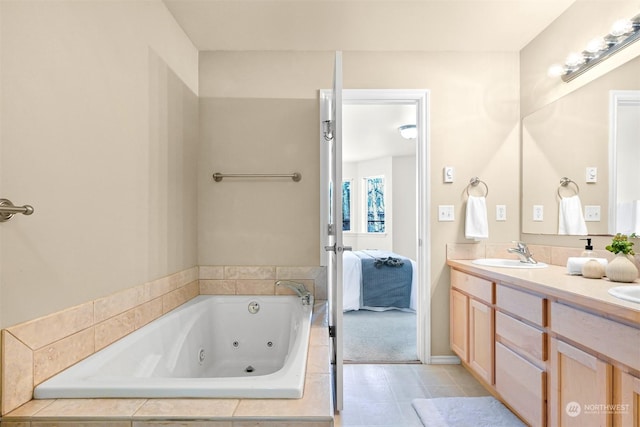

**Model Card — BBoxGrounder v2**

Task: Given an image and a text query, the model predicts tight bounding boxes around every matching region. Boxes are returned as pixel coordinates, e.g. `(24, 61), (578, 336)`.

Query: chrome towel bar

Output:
(213, 172), (302, 182)
(0, 198), (34, 222)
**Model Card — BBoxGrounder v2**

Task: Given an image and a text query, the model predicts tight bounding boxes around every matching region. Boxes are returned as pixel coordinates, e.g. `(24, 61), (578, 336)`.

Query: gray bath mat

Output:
(411, 396), (526, 427)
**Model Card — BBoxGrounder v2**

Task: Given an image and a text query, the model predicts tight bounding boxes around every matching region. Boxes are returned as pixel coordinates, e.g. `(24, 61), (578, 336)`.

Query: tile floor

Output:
(335, 363), (492, 427)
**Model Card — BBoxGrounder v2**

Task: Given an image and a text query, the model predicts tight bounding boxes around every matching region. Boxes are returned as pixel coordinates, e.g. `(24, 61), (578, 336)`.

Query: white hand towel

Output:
(465, 196), (489, 240)
(558, 195), (588, 235)
(566, 257), (608, 275)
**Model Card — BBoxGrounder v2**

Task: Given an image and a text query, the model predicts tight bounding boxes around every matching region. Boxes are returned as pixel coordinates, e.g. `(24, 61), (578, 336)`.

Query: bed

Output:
(343, 250), (417, 312)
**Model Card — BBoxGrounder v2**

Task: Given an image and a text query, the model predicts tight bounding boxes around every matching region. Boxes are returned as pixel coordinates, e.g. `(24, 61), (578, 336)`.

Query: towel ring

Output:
(557, 177), (579, 199)
(466, 177), (489, 197)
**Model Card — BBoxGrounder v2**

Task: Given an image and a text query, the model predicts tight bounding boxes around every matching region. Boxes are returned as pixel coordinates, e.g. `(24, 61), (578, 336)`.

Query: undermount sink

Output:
(608, 285), (640, 304)
(472, 258), (548, 269)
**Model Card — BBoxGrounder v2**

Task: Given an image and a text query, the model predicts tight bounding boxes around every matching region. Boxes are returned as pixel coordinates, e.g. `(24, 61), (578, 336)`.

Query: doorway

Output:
(320, 88), (431, 365)
(342, 102), (419, 363)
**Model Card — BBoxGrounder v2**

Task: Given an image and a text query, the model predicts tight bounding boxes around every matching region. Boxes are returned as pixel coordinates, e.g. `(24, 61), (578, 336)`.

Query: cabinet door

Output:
(614, 369), (640, 427)
(550, 338), (613, 427)
(469, 299), (493, 384)
(450, 289), (468, 361)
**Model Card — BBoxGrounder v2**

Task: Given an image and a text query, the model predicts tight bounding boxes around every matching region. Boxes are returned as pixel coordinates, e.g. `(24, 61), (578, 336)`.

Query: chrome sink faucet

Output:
(276, 280), (313, 305)
(507, 241), (538, 264)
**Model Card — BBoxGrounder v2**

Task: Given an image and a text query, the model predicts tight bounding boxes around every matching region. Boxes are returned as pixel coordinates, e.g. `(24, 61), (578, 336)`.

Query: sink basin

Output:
(472, 258), (548, 269)
(608, 285), (640, 304)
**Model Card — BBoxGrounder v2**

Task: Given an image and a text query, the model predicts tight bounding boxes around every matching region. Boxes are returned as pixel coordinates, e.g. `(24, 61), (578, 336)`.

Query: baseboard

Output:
(428, 355), (461, 365)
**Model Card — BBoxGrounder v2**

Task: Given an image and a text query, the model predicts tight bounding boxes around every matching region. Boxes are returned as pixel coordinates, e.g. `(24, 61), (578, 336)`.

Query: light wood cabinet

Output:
(449, 264), (640, 427)
(614, 369), (640, 427)
(469, 298), (493, 384)
(450, 271), (494, 384)
(450, 289), (468, 361)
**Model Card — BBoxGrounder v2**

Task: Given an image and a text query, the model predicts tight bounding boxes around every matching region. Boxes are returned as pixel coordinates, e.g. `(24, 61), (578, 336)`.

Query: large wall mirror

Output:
(522, 54), (640, 236)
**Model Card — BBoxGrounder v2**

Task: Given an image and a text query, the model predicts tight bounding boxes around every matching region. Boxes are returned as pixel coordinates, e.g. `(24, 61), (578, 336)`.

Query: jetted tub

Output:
(34, 294), (313, 399)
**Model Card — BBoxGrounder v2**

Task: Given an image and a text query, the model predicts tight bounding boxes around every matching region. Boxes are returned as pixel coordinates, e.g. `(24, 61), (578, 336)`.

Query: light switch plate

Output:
(584, 205), (601, 221)
(438, 205), (455, 221)
(586, 167), (597, 183)
(496, 205), (507, 221)
(533, 205), (544, 221)
(443, 166), (455, 183)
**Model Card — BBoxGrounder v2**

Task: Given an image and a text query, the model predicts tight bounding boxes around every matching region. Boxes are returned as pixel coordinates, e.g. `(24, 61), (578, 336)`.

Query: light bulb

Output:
(610, 19), (633, 36)
(585, 37), (606, 53)
(547, 64), (566, 77)
(565, 52), (585, 68)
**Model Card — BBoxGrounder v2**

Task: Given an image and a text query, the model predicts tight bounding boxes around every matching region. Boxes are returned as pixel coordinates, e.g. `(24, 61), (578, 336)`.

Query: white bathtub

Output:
(34, 294), (313, 399)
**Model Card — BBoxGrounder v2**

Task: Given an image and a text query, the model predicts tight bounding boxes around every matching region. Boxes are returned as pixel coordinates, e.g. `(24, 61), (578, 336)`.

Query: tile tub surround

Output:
(1, 301), (332, 426)
(0, 265), (328, 416)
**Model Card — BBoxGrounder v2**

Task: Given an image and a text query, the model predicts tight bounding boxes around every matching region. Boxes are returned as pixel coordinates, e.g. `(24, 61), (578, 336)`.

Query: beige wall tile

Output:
(233, 423), (331, 427)
(33, 423), (131, 427)
(446, 243), (486, 260)
(2, 398), (54, 417)
(2, 422), (31, 427)
(144, 276), (175, 301)
(199, 266), (225, 280)
(34, 327), (94, 385)
(199, 280), (236, 295)
(306, 344), (330, 374)
(134, 298), (164, 329)
(224, 266), (275, 280)
(276, 266), (324, 280)
(94, 310), (136, 351)
(1, 331), (34, 415)
(162, 281), (199, 313)
(34, 398), (145, 417)
(233, 374), (332, 418)
(133, 398), (238, 418)
(235, 280), (274, 295)
(134, 423), (231, 427)
(94, 286), (144, 324)
(7, 302), (93, 350)
(178, 267), (199, 287)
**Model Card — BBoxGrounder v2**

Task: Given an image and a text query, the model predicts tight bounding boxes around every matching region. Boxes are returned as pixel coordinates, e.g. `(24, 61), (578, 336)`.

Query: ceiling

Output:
(163, 0), (576, 52)
(343, 104), (416, 163)
(162, 0), (577, 164)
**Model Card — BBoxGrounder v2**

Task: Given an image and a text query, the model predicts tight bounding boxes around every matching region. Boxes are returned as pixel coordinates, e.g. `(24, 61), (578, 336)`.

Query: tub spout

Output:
(276, 280), (313, 306)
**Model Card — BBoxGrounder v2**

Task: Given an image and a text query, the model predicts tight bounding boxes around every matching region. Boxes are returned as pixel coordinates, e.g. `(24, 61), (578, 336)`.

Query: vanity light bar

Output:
(552, 13), (640, 82)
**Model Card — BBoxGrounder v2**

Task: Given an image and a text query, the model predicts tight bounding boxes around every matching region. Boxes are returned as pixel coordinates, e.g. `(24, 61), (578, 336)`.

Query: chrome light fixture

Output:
(398, 124), (417, 139)
(549, 13), (640, 82)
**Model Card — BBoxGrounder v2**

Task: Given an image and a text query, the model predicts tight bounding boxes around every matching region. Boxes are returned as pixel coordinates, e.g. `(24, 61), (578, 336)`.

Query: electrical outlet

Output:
(533, 205), (544, 221)
(438, 205), (455, 222)
(584, 205), (601, 221)
(496, 205), (507, 221)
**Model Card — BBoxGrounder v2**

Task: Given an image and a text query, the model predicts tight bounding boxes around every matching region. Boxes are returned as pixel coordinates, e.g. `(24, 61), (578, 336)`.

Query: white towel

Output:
(465, 196), (489, 240)
(558, 195), (588, 235)
(566, 257), (608, 275)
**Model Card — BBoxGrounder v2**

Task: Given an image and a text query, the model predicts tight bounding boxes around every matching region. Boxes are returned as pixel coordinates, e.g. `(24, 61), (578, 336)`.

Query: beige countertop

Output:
(447, 259), (640, 325)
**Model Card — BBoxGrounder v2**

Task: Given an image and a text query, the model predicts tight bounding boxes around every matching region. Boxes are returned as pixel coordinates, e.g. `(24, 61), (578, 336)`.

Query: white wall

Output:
(0, 0), (199, 328)
(393, 155), (417, 260)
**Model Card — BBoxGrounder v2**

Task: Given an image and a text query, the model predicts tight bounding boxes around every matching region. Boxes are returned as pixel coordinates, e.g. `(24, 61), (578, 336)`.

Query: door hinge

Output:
(329, 326), (336, 338)
(327, 223), (335, 235)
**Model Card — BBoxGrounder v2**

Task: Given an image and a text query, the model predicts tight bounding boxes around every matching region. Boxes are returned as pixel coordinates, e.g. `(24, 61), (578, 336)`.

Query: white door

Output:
(321, 51), (344, 412)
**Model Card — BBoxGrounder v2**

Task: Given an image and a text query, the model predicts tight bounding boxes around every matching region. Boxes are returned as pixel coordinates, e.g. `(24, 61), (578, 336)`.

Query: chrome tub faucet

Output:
(508, 241), (538, 264)
(276, 280), (313, 305)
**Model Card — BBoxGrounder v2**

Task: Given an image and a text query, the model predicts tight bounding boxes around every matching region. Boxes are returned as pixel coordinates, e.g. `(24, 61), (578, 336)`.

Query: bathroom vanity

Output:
(448, 259), (640, 427)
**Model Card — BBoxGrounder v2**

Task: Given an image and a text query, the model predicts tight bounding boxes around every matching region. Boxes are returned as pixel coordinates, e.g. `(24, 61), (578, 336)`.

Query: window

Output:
(342, 180), (352, 231)
(365, 176), (385, 233)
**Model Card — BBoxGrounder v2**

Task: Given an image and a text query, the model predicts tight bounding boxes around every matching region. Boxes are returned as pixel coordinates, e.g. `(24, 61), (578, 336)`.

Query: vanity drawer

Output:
(551, 302), (640, 371)
(495, 342), (546, 427)
(496, 311), (547, 362)
(451, 270), (493, 304)
(496, 284), (546, 327)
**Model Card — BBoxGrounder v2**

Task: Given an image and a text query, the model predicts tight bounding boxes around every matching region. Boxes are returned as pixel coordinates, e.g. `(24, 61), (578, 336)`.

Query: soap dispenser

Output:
(580, 238), (594, 257)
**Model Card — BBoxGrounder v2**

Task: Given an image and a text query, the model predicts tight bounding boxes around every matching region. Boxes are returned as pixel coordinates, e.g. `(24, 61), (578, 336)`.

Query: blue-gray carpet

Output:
(343, 310), (417, 362)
